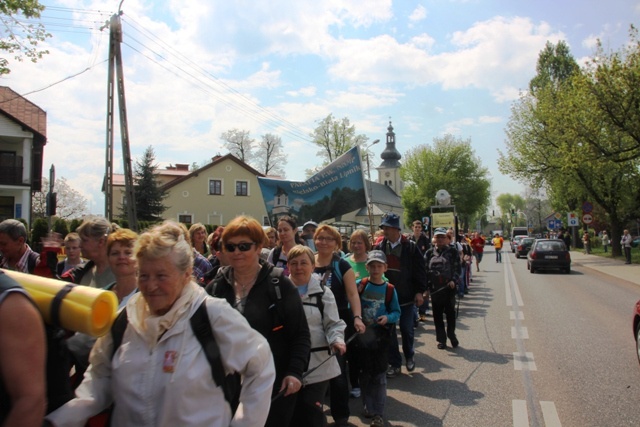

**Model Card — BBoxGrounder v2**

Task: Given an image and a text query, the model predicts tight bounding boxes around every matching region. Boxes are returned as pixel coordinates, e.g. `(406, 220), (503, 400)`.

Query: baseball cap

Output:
(433, 227), (447, 236)
(366, 250), (387, 265)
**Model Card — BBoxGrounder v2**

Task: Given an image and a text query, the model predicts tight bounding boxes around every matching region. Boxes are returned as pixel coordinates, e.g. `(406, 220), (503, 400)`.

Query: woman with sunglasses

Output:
(206, 215), (311, 427)
(313, 224), (365, 427)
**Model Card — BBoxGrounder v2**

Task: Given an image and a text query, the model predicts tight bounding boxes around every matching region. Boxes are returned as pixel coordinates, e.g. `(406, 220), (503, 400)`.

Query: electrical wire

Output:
(121, 15), (315, 143)
(22, 5), (318, 144)
(0, 60), (107, 105)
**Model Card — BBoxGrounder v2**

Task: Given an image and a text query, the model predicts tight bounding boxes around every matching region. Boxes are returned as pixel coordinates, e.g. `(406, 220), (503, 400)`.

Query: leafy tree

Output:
(401, 134), (491, 231)
(255, 133), (286, 177)
(221, 129), (254, 164)
(523, 187), (551, 234)
(129, 146), (168, 222)
(32, 177), (89, 220)
(574, 26), (640, 162)
(500, 39), (640, 256)
(52, 217), (69, 237)
(69, 218), (82, 232)
(0, 0), (50, 75)
(30, 217), (48, 252)
(496, 193), (526, 228)
(310, 114), (368, 166)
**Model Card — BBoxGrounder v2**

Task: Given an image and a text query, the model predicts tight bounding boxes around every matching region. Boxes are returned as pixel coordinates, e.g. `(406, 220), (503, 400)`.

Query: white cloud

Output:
(409, 5), (427, 23)
(285, 86), (317, 97)
(327, 16), (565, 102)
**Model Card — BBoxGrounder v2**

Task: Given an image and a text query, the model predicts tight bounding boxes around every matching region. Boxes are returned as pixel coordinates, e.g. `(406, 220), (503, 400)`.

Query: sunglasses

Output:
(224, 242), (256, 252)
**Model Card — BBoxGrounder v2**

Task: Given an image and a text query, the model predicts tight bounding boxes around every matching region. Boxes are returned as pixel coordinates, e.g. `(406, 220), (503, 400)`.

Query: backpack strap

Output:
(266, 268), (287, 334)
(110, 308), (129, 359)
(331, 253), (343, 284)
(190, 300), (238, 412)
(271, 246), (283, 267)
(27, 251), (39, 274)
(357, 277), (369, 294)
(385, 283), (395, 314)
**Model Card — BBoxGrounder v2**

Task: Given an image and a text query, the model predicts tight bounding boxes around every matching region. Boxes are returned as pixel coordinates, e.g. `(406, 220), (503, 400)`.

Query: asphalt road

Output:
(332, 248), (640, 427)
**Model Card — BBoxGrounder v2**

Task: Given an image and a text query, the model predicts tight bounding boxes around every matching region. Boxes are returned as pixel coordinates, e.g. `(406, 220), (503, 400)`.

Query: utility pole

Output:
(104, 5), (138, 231)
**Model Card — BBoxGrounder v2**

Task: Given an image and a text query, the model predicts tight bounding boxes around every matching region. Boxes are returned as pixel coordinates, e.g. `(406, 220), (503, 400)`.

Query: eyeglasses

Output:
(315, 236), (335, 242)
(224, 242), (256, 252)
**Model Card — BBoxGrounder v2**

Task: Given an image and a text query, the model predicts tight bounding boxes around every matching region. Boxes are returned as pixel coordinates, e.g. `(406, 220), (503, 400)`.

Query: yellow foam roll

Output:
(2, 270), (118, 338)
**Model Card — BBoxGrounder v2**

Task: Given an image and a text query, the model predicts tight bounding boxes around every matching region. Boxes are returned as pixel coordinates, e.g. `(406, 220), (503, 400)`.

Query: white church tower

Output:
(377, 120), (403, 195)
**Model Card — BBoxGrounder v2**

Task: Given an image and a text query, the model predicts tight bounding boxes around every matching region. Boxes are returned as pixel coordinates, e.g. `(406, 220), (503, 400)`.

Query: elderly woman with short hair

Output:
(46, 221), (275, 427)
(207, 215), (311, 427)
(62, 217), (118, 287)
(313, 224), (365, 426)
(288, 244), (346, 427)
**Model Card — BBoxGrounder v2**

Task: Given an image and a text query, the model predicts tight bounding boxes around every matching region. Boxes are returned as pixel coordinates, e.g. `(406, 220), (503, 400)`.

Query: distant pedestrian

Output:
(470, 232), (485, 272)
(601, 231), (610, 253)
(492, 234), (504, 263)
(582, 232), (591, 255)
(621, 229), (633, 264)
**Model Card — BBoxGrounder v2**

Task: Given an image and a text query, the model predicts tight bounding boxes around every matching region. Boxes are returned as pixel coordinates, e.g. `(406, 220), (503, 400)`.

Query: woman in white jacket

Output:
(287, 245), (346, 427)
(46, 221), (275, 427)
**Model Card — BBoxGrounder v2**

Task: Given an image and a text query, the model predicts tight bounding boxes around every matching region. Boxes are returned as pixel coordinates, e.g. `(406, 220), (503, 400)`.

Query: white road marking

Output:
(510, 311), (525, 320)
(512, 400), (529, 427)
(512, 400), (563, 427)
(540, 401), (562, 427)
(512, 326), (529, 339)
(513, 352), (537, 371)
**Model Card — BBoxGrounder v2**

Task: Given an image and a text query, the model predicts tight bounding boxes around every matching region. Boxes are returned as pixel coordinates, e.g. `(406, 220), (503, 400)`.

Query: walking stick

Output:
(271, 332), (359, 403)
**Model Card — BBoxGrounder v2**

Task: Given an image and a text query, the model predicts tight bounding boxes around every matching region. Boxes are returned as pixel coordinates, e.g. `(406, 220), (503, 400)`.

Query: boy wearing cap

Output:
(355, 250), (401, 427)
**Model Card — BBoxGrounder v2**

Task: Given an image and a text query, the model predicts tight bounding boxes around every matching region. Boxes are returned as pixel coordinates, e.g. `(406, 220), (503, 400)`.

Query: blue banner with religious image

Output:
(257, 146), (366, 225)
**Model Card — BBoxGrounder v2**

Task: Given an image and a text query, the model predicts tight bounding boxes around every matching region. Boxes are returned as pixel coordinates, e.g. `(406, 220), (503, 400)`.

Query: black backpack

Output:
(110, 300), (240, 415)
(428, 249), (452, 288)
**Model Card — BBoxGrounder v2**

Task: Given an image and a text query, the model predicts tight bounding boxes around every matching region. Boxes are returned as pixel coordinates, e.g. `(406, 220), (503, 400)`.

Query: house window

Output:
(178, 214), (193, 225)
(209, 179), (222, 195)
(236, 181), (248, 196)
(263, 216), (270, 226)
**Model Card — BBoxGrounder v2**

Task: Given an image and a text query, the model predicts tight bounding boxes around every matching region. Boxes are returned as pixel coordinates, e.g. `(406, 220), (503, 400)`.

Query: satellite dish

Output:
(436, 189), (451, 206)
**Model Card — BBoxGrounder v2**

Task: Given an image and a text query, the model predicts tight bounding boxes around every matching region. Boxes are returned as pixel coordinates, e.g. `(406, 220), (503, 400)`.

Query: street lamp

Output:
(365, 139), (380, 236)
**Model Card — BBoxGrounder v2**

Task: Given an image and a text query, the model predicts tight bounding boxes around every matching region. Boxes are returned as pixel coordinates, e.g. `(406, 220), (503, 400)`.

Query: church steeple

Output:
(376, 120), (403, 195)
(380, 120), (401, 168)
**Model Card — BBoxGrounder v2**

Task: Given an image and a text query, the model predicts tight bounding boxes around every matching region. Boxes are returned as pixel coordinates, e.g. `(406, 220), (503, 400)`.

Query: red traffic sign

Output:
(582, 213), (593, 224)
(582, 201), (593, 213)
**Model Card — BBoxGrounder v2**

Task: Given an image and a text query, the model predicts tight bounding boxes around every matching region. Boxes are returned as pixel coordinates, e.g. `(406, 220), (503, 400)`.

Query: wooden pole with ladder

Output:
(103, 4), (138, 231)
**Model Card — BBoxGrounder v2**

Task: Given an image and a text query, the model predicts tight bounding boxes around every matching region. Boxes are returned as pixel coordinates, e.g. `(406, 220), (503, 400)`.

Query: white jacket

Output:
(48, 283), (275, 427)
(300, 275), (346, 385)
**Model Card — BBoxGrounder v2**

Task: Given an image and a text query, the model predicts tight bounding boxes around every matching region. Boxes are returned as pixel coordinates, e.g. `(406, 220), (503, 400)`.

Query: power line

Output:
(0, 60), (107, 105)
(120, 16), (314, 143)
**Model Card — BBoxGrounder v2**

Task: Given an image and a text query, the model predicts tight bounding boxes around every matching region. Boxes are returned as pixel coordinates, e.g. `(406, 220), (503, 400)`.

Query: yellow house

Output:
(161, 154), (269, 226)
(109, 163), (191, 220)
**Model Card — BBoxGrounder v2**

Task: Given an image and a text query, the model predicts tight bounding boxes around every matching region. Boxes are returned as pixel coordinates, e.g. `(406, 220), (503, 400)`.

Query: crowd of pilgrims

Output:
(0, 214), (481, 427)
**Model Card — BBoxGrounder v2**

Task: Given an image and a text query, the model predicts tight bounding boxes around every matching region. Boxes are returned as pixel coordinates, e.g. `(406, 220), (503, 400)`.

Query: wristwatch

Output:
(354, 315), (363, 321)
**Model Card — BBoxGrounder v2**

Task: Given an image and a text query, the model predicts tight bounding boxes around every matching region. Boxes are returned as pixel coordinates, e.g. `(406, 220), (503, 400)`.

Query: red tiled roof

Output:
(0, 86), (46, 139)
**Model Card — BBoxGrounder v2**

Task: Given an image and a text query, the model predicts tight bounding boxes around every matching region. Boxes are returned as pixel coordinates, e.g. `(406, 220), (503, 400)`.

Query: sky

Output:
(5, 0), (640, 215)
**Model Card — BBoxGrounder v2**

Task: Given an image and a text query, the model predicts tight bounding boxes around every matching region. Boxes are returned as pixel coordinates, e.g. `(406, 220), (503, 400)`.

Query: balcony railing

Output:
(0, 155), (24, 185)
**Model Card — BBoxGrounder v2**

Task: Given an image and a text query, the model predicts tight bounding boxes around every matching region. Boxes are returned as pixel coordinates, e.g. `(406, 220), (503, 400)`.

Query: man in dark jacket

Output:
(425, 228), (461, 350)
(374, 213), (427, 377)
